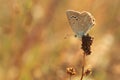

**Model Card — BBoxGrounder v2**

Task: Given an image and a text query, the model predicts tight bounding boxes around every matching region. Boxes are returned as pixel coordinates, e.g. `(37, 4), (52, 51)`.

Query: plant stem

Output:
(70, 75), (71, 80)
(80, 53), (86, 80)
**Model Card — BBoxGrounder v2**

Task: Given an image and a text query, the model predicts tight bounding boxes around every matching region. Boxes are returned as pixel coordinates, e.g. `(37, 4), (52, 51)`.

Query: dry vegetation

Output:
(0, 0), (120, 80)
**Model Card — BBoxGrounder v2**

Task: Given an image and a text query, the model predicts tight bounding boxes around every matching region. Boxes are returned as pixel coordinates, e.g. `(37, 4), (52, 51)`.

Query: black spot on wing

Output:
(70, 15), (79, 21)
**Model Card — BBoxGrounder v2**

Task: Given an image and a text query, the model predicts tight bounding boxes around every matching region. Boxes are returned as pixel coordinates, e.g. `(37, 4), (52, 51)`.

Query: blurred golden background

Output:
(0, 0), (120, 80)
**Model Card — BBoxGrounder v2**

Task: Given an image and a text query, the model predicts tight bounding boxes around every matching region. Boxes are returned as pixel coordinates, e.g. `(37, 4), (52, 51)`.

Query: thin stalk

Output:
(80, 53), (86, 80)
(70, 75), (71, 80)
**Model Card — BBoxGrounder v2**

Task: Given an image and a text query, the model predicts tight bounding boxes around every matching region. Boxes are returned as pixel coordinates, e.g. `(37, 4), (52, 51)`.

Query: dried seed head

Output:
(84, 68), (92, 76)
(66, 67), (76, 75)
(81, 34), (93, 55)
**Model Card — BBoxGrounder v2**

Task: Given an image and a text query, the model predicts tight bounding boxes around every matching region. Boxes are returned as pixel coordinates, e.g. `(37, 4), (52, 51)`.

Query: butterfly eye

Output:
(74, 34), (77, 37)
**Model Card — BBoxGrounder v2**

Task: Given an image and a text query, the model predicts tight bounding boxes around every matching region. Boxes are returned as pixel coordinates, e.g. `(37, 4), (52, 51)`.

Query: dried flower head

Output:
(84, 68), (92, 76)
(66, 67), (76, 75)
(81, 34), (93, 55)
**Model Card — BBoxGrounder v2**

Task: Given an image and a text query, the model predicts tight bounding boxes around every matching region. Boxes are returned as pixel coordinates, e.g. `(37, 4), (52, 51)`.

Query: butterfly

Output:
(66, 10), (95, 38)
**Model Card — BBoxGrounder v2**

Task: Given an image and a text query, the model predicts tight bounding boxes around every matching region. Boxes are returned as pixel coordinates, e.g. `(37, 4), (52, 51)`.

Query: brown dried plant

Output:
(66, 34), (93, 80)
(66, 10), (95, 80)
(80, 34), (93, 80)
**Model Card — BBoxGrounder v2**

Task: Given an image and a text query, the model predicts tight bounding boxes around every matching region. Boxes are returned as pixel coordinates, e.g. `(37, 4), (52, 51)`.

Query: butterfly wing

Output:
(66, 10), (95, 37)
